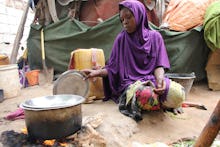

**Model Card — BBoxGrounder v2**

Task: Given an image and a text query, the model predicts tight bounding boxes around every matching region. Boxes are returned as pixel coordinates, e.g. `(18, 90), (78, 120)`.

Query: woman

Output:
(83, 0), (185, 121)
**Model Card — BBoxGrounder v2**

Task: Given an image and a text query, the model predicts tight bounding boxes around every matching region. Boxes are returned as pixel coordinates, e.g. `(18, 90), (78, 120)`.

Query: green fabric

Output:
(27, 15), (210, 80)
(27, 15), (122, 74)
(150, 24), (210, 80)
(204, 0), (220, 51)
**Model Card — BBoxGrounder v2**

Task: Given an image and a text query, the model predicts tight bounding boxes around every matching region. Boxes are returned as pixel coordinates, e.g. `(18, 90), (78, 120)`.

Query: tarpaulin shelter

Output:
(27, 15), (122, 74)
(27, 14), (210, 80)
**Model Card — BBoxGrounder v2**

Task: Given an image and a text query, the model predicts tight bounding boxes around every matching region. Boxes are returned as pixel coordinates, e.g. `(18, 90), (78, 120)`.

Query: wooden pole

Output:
(194, 100), (220, 147)
(10, 2), (29, 64)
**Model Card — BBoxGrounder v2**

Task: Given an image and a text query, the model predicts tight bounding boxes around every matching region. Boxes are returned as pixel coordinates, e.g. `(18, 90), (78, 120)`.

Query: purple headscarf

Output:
(104, 0), (170, 103)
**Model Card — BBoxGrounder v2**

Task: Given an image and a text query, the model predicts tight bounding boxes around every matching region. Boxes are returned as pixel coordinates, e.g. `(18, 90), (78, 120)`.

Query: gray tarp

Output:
(27, 15), (210, 80)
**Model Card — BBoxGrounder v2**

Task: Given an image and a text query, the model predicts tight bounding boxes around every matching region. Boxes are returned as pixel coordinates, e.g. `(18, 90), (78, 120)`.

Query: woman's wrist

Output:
(98, 68), (108, 77)
(154, 67), (164, 78)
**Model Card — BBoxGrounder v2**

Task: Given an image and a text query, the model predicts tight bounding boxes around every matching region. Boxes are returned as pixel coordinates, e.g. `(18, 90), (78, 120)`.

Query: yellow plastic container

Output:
(69, 48), (105, 99)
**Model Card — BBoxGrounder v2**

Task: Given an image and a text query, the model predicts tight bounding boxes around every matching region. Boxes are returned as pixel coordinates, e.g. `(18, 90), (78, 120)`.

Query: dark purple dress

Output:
(104, 0), (170, 104)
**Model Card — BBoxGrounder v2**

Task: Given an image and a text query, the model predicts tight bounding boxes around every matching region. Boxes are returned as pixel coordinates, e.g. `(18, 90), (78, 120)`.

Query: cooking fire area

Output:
(0, 113), (106, 147)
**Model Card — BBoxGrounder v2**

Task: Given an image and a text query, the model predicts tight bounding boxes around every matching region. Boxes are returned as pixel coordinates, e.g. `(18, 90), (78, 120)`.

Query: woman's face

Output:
(120, 7), (136, 34)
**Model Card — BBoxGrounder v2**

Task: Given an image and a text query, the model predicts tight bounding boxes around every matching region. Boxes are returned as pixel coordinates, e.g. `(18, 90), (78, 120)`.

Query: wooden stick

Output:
(194, 100), (220, 147)
(10, 2), (29, 64)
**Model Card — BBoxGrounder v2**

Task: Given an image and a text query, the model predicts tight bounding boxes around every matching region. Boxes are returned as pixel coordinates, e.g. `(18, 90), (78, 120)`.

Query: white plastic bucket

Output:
(0, 64), (21, 98)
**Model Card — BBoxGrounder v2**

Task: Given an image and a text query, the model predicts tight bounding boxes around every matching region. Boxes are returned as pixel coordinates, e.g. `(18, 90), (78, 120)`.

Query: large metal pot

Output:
(20, 94), (85, 140)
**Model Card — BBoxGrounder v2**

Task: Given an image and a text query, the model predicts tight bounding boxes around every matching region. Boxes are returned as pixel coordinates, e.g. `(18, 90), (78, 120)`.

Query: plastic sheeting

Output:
(27, 15), (210, 80)
(27, 15), (122, 75)
(162, 0), (216, 31)
(150, 24), (210, 80)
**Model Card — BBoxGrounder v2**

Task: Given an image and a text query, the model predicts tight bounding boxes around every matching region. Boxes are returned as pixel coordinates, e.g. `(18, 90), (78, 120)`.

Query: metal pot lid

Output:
(53, 70), (89, 97)
(20, 103), (58, 111)
(21, 94), (85, 109)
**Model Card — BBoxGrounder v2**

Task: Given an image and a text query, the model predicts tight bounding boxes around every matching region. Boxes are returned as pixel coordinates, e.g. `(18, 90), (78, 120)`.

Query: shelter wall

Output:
(0, 0), (34, 59)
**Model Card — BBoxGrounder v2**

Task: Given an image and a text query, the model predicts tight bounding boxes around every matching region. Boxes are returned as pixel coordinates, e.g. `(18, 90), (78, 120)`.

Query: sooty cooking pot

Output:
(20, 94), (85, 140)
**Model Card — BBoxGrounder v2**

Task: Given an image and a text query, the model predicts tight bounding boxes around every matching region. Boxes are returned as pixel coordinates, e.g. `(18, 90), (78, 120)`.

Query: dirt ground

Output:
(0, 80), (219, 147)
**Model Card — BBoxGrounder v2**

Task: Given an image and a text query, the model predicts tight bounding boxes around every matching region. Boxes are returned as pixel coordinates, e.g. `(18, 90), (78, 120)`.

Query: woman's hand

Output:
(81, 68), (108, 79)
(154, 67), (166, 95)
(81, 69), (99, 79)
(154, 79), (166, 95)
